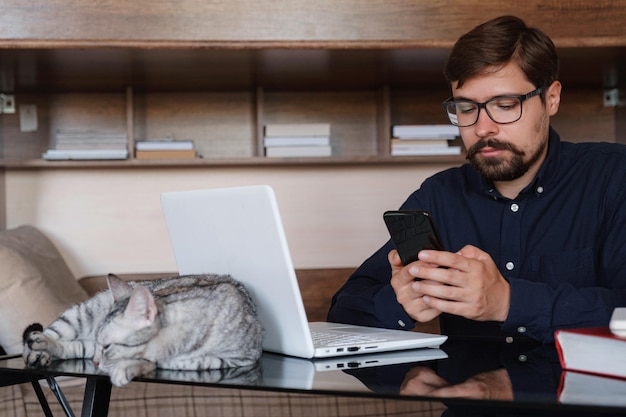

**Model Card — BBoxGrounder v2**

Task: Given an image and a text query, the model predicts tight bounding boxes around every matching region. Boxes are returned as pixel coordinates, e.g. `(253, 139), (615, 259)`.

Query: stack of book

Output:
(390, 124), (461, 156)
(42, 129), (128, 160)
(264, 123), (332, 158)
(559, 370), (626, 407)
(555, 309), (626, 407)
(135, 139), (196, 160)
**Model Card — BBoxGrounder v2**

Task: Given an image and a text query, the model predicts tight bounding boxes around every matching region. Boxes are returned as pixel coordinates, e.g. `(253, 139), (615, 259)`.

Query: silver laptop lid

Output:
(161, 185), (316, 358)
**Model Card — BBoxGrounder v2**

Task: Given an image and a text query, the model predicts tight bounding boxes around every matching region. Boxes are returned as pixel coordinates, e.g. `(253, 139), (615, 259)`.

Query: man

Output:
(327, 15), (626, 343)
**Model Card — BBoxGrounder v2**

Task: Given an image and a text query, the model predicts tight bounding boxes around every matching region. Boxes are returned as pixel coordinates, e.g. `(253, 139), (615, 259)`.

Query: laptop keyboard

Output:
(311, 331), (388, 347)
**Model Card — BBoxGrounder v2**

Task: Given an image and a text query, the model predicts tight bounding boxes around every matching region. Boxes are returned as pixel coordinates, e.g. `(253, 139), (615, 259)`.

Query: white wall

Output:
(5, 164), (449, 278)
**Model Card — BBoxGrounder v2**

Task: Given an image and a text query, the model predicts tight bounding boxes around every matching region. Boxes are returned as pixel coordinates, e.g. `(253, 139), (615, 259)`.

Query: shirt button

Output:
(506, 262), (515, 271)
(510, 203), (519, 212)
(518, 354), (528, 362)
(398, 320), (406, 327)
(505, 336), (514, 344)
(536, 186), (544, 194)
(517, 326), (527, 333)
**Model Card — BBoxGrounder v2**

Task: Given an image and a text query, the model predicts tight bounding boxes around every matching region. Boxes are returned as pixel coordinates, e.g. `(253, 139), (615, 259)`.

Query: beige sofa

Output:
(0, 225), (445, 416)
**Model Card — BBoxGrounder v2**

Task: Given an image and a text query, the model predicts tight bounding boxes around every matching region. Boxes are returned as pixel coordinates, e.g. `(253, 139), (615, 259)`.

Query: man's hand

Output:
(410, 245), (510, 322)
(399, 366), (448, 396)
(400, 366), (513, 400)
(389, 250), (442, 323)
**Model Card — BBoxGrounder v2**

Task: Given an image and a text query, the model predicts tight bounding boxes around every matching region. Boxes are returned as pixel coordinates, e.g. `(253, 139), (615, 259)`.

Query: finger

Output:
(409, 368), (448, 387)
(430, 384), (477, 399)
(390, 251), (424, 286)
(422, 295), (465, 317)
(418, 250), (472, 272)
(414, 279), (461, 301)
(409, 263), (458, 286)
(412, 306), (442, 323)
(456, 245), (494, 265)
(400, 367), (448, 395)
(388, 249), (404, 270)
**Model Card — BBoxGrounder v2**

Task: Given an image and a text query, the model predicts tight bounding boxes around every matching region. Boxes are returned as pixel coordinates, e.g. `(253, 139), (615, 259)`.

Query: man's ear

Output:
(545, 80), (561, 116)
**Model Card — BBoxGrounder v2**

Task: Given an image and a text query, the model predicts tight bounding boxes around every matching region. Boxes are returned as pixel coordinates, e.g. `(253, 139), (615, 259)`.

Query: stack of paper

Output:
(42, 129), (128, 160)
(390, 124), (461, 156)
(264, 123), (332, 158)
(135, 139), (196, 160)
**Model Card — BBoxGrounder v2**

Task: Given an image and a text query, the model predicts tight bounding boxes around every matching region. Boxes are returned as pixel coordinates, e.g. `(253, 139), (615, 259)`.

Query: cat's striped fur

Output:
(23, 274), (264, 386)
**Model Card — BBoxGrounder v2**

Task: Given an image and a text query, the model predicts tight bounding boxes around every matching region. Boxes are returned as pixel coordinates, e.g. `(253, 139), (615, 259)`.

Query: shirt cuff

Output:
(503, 278), (552, 341)
(373, 284), (415, 330)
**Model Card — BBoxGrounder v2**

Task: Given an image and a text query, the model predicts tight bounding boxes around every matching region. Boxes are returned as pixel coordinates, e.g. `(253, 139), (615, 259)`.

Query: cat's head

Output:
(93, 274), (161, 370)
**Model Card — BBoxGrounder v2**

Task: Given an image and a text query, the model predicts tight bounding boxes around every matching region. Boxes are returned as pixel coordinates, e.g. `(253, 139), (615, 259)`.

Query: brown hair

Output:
(443, 16), (559, 93)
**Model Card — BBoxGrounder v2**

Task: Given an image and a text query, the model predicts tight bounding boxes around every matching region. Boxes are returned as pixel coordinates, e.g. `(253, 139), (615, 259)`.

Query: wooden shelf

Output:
(1, 1), (625, 168)
(0, 154), (467, 170)
(0, 46), (623, 93)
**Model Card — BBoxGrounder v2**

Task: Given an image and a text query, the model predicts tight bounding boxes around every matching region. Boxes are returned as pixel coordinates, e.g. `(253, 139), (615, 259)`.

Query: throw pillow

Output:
(0, 225), (89, 354)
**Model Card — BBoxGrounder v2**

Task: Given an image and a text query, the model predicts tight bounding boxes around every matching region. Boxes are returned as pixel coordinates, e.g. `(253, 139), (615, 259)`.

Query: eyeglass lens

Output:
(445, 96), (523, 127)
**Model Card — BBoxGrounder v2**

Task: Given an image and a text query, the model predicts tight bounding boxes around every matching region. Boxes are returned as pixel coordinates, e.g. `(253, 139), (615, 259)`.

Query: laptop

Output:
(306, 348), (447, 372)
(261, 348), (448, 391)
(160, 184), (447, 358)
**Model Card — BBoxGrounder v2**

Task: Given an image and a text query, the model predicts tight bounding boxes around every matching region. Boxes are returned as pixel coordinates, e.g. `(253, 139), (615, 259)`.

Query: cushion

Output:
(0, 225), (89, 354)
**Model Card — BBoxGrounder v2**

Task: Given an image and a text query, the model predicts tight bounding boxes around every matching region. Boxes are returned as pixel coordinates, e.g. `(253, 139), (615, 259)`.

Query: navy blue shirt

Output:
(328, 128), (626, 343)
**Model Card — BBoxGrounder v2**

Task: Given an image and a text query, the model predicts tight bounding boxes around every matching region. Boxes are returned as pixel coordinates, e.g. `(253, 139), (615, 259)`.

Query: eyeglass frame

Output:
(442, 86), (544, 127)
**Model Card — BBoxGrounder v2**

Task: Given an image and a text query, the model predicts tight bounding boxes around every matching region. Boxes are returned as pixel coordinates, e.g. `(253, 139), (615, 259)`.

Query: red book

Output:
(555, 326), (626, 379)
(558, 370), (626, 406)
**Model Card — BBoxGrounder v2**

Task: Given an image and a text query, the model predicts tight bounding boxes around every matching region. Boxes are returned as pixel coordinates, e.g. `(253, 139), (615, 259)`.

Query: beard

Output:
(466, 137), (547, 182)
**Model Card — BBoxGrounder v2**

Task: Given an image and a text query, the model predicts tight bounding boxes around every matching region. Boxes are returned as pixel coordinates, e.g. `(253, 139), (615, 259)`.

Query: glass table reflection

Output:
(2, 339), (626, 417)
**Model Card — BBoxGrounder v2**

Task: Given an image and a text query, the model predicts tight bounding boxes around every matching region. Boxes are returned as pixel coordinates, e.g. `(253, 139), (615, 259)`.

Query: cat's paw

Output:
(107, 359), (156, 387)
(109, 365), (133, 387)
(22, 323), (52, 367)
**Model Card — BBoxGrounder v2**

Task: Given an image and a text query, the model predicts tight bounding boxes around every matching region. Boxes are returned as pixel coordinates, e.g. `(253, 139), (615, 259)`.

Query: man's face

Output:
(452, 62), (560, 184)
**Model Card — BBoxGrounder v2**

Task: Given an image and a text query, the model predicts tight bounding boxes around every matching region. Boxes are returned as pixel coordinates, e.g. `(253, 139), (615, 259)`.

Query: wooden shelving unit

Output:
(0, 47), (623, 167)
(0, 2), (623, 181)
(0, 48), (455, 166)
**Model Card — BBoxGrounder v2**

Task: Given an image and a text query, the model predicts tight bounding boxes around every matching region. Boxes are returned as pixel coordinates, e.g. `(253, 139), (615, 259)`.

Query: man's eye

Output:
(493, 99), (519, 110)
(457, 104), (476, 113)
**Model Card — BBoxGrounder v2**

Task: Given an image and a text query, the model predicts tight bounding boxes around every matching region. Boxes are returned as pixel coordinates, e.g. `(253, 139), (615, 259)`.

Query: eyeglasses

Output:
(442, 87), (543, 127)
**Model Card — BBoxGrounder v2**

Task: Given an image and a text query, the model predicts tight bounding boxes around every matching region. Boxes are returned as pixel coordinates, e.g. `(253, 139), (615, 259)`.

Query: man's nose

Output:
(473, 108), (499, 137)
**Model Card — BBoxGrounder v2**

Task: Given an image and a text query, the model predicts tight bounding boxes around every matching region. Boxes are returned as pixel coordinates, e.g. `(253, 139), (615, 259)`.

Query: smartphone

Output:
(383, 210), (445, 266)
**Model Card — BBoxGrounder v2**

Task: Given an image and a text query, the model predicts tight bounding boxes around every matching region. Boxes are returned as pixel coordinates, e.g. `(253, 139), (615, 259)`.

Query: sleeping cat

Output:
(23, 273), (264, 387)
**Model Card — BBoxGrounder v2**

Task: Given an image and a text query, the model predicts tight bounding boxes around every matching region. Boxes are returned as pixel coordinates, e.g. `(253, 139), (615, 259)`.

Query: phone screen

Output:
(383, 210), (444, 266)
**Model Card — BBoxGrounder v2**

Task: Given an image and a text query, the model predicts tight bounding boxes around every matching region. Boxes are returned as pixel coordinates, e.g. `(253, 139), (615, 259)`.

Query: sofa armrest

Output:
(78, 268), (439, 332)
(79, 268), (353, 322)
(79, 272), (176, 296)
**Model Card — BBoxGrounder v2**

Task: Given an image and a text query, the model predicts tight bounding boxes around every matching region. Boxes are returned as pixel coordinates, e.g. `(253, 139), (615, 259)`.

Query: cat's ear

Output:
(124, 286), (158, 326)
(107, 273), (134, 302)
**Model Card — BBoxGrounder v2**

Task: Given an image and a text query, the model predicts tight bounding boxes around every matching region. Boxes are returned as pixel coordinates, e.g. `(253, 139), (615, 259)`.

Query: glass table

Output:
(2, 339), (625, 417)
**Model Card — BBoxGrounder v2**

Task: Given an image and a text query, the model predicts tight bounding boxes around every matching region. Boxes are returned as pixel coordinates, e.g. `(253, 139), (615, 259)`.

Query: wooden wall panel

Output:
(0, 1), (625, 46)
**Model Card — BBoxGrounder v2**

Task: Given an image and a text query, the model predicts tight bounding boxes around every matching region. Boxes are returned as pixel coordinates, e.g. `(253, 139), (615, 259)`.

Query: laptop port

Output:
(347, 347), (360, 352)
(336, 348), (344, 352)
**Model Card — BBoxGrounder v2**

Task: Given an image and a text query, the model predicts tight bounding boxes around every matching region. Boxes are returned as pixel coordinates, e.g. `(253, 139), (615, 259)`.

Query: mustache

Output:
(466, 138), (523, 159)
